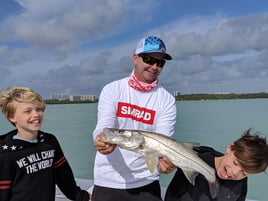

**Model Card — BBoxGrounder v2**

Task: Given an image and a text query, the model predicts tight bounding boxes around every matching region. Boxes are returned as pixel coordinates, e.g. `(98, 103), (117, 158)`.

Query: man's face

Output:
(133, 52), (165, 83)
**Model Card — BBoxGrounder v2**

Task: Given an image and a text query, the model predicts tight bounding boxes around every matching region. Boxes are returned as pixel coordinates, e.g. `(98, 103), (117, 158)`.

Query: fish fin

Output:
(183, 142), (200, 148)
(208, 179), (220, 199)
(182, 169), (220, 199)
(144, 154), (158, 174)
(182, 169), (199, 185)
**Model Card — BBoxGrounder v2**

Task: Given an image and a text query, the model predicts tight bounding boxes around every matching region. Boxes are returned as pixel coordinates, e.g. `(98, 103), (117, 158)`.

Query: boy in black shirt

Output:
(0, 87), (90, 201)
(165, 129), (268, 201)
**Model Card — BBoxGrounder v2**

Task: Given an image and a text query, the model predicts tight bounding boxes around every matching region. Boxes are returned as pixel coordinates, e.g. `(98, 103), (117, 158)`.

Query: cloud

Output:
(19, 50), (126, 98)
(150, 14), (268, 94)
(0, 45), (36, 66)
(1, 1), (268, 97)
(79, 51), (112, 74)
(119, 56), (133, 73)
(0, 67), (12, 80)
(0, 0), (124, 56)
(165, 15), (268, 59)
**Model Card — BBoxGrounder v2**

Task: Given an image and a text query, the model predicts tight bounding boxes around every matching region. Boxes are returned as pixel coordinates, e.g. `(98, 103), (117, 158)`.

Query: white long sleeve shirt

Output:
(93, 77), (177, 189)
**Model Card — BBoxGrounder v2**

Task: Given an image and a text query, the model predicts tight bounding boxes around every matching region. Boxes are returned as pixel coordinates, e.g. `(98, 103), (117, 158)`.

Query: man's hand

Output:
(94, 132), (116, 154)
(157, 157), (176, 174)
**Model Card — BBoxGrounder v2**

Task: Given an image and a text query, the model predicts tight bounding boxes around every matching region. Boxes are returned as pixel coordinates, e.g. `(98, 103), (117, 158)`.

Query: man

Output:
(92, 36), (177, 201)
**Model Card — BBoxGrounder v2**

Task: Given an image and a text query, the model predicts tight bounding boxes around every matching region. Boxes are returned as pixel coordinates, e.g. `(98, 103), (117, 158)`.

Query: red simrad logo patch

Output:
(117, 102), (156, 125)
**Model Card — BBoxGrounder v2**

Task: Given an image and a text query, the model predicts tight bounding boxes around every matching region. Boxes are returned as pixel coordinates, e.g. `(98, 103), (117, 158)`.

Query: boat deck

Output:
(55, 179), (94, 201)
(56, 179), (258, 201)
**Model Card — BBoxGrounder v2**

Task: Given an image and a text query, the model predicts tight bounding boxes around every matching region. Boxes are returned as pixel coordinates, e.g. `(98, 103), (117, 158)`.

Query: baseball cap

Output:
(135, 36), (172, 60)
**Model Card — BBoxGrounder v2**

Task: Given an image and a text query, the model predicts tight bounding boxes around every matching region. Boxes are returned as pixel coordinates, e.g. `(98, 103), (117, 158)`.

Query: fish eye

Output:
(125, 131), (132, 137)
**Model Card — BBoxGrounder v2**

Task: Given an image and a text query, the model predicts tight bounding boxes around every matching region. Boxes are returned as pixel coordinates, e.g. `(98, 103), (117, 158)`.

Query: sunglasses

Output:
(138, 54), (166, 68)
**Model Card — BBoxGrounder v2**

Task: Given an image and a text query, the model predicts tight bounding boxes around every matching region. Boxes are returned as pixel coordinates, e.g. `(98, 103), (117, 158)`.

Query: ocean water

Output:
(1, 99), (267, 201)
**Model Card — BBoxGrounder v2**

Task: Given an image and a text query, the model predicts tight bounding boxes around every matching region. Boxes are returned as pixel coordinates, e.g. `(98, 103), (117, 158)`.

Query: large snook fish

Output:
(101, 128), (219, 199)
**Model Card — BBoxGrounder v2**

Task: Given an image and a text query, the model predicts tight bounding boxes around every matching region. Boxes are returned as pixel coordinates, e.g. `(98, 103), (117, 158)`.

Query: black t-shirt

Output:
(164, 146), (248, 201)
(0, 129), (89, 201)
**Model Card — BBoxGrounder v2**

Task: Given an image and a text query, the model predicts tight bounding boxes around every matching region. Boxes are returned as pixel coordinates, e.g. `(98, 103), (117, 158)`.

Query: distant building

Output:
(80, 95), (96, 102)
(62, 94), (70, 100)
(69, 95), (78, 101)
(51, 94), (96, 102)
(173, 91), (180, 96)
(51, 94), (70, 100)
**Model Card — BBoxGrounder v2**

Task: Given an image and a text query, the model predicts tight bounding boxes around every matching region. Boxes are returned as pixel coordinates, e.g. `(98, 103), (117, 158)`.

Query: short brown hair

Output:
(0, 87), (46, 126)
(231, 128), (268, 174)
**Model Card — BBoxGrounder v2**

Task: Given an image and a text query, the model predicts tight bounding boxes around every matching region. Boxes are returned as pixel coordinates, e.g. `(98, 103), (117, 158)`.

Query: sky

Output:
(1, 0), (268, 99)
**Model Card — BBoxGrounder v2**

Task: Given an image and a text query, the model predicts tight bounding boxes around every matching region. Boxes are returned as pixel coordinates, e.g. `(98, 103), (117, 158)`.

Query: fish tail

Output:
(208, 179), (220, 199)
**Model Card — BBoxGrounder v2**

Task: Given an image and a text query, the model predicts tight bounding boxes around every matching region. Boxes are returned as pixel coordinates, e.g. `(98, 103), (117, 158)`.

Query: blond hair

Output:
(0, 87), (46, 126)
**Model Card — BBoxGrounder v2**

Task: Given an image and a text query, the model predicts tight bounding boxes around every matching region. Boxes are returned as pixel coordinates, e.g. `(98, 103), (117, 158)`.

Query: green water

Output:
(1, 99), (267, 201)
